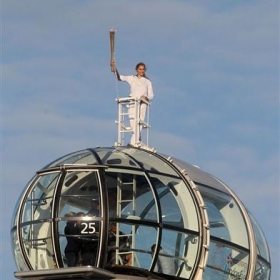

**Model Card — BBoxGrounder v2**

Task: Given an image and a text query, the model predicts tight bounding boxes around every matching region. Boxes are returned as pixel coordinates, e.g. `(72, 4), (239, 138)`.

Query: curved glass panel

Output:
(152, 174), (199, 232)
(198, 184), (249, 248)
(57, 170), (101, 267)
(205, 239), (249, 280)
(249, 213), (270, 262)
(170, 157), (233, 195)
(118, 222), (158, 268)
(21, 220), (56, 270)
(249, 213), (271, 280)
(11, 229), (29, 271)
(95, 148), (143, 170)
(204, 199), (230, 241)
(97, 147), (179, 175)
(160, 228), (197, 278)
(11, 176), (36, 228)
(12, 196), (23, 229)
(21, 173), (60, 224)
(123, 148), (178, 175)
(105, 166), (200, 278)
(45, 150), (98, 168)
(19, 172), (60, 269)
(105, 169), (159, 269)
(254, 258), (271, 280)
(198, 183), (251, 279)
(105, 170), (156, 220)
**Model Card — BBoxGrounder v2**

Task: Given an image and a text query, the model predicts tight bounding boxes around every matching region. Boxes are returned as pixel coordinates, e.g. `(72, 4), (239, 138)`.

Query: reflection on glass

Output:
(152, 174), (199, 232)
(204, 199), (230, 241)
(59, 171), (100, 217)
(156, 184), (183, 226)
(205, 240), (249, 280)
(160, 229), (196, 278)
(95, 148), (142, 169)
(11, 229), (29, 271)
(22, 173), (59, 224)
(120, 148), (179, 175)
(45, 150), (97, 168)
(119, 223), (157, 269)
(254, 258), (271, 280)
(21, 221), (55, 270)
(198, 184), (249, 248)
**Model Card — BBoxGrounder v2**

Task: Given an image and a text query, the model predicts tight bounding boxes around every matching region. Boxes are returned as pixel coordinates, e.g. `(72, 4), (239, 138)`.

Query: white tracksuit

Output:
(120, 75), (154, 144)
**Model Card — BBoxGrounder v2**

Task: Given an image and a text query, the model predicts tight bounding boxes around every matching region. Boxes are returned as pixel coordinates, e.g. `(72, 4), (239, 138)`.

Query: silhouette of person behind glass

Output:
(79, 201), (100, 266)
(87, 200), (100, 216)
(64, 212), (80, 267)
(107, 222), (130, 265)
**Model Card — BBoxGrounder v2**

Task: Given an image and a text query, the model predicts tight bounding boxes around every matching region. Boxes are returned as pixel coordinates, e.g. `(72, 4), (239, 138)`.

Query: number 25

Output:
(81, 222), (96, 234)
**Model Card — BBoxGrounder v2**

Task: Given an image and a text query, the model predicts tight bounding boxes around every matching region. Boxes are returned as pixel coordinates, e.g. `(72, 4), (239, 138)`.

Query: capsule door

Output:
(55, 166), (108, 268)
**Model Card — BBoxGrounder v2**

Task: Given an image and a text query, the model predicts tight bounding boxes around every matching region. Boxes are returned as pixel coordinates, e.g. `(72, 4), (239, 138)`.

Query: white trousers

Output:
(128, 102), (147, 144)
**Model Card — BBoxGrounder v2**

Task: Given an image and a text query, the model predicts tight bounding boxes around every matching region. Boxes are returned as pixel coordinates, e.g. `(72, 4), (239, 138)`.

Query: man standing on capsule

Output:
(110, 61), (154, 145)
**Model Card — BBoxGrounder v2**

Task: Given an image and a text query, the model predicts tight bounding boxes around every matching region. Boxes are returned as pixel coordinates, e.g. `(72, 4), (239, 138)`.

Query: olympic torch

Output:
(110, 29), (115, 72)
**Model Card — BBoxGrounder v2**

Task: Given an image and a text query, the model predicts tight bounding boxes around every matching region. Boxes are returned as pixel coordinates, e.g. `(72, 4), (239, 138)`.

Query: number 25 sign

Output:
(81, 222), (96, 234)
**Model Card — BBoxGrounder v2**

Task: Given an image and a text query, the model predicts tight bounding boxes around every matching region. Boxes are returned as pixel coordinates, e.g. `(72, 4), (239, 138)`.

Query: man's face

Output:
(110, 224), (117, 233)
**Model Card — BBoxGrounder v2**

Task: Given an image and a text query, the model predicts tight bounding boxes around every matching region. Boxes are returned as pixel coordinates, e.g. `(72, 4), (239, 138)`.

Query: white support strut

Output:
(115, 97), (151, 147)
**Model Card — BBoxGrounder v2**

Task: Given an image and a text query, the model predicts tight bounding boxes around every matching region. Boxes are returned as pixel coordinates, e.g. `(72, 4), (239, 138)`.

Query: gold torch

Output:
(109, 29), (115, 72)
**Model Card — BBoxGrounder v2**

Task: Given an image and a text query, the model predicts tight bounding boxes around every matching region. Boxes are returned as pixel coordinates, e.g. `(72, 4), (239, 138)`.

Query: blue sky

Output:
(1, 0), (279, 279)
